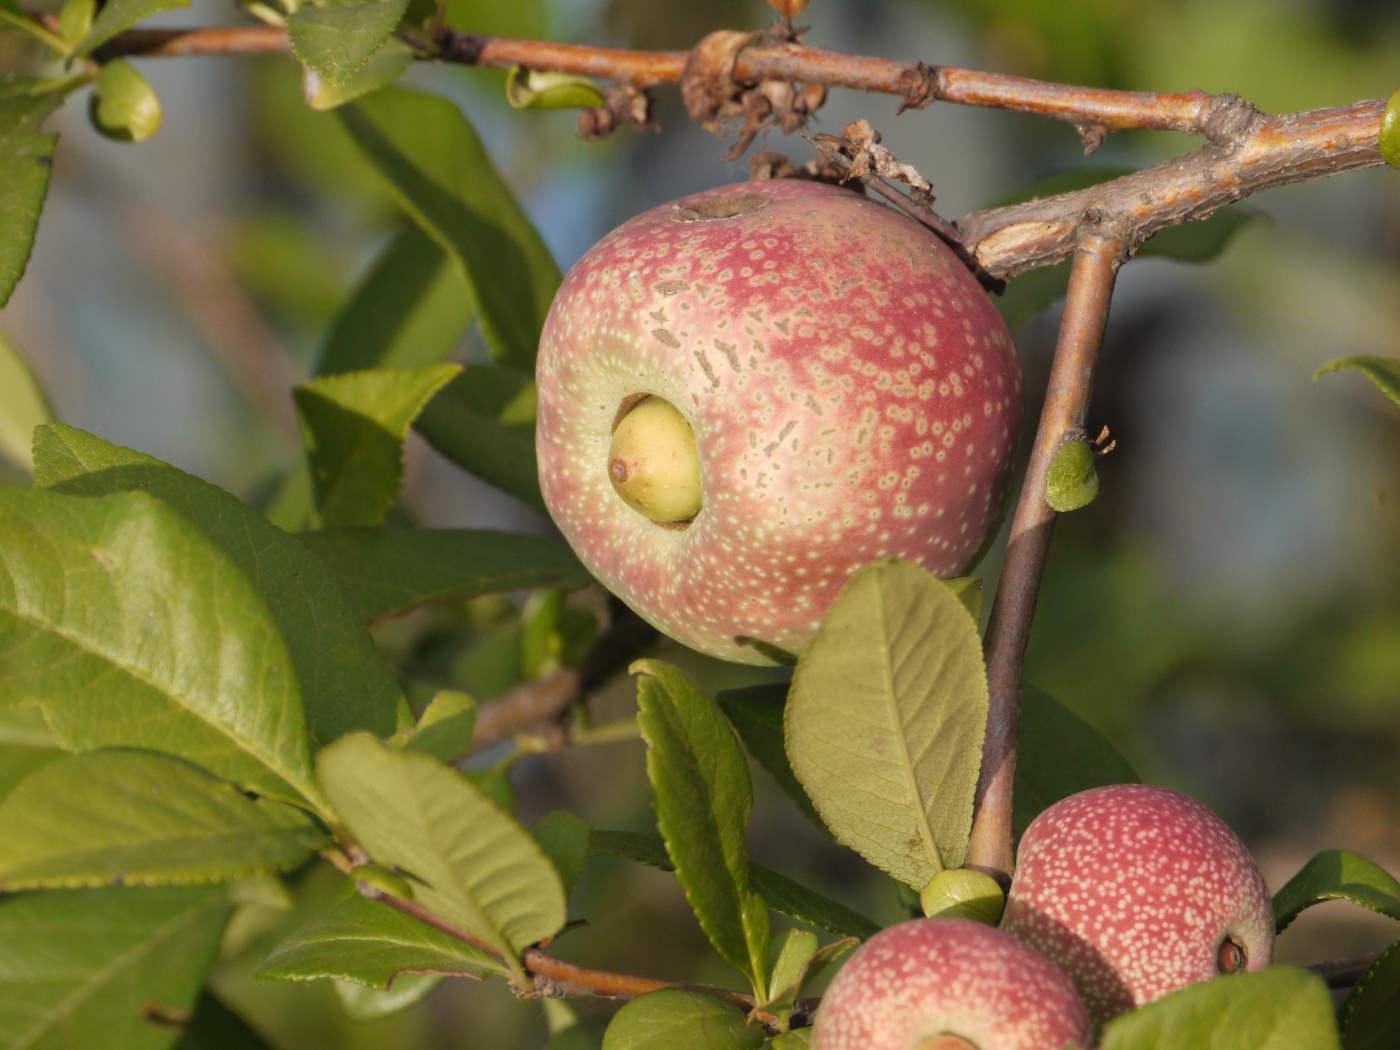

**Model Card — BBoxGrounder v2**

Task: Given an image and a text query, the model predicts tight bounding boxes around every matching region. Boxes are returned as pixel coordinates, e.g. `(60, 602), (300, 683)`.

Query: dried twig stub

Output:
(681, 27), (827, 158)
(578, 83), (657, 140)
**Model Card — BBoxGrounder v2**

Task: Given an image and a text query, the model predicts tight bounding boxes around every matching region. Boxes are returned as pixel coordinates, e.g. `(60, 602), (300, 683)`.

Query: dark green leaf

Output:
(0, 327), (52, 471)
(316, 226), (472, 375)
(0, 749), (324, 890)
(89, 59), (161, 142)
(71, 0), (190, 58)
(635, 659), (770, 995)
(337, 88), (562, 370)
(1015, 685), (1138, 842)
(415, 365), (544, 508)
(0, 886), (229, 1050)
(298, 526), (588, 622)
(531, 810), (592, 901)
(317, 734), (565, 972)
(32, 424), (406, 748)
(294, 364), (461, 528)
(787, 560), (987, 887)
(602, 989), (763, 1050)
(1314, 355), (1400, 412)
(588, 829), (878, 941)
(1098, 967), (1340, 1050)
(288, 0), (407, 87)
(393, 690), (476, 762)
(174, 993), (276, 1050)
(1273, 850), (1400, 933)
(0, 89), (63, 306)
(258, 893), (500, 986)
(1343, 940), (1400, 1050)
(716, 683), (820, 825)
(0, 487), (321, 807)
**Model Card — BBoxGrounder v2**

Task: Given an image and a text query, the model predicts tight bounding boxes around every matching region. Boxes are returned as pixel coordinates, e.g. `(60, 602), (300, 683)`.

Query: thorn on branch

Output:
(1074, 120), (1109, 156)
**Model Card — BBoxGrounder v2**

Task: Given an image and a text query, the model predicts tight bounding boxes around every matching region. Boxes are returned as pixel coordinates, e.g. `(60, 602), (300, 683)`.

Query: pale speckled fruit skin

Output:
(812, 918), (1091, 1050)
(1001, 784), (1274, 1031)
(535, 180), (1021, 664)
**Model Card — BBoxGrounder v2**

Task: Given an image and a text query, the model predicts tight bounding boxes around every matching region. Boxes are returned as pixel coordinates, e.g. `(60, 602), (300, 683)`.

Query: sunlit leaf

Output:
(1273, 849), (1400, 933)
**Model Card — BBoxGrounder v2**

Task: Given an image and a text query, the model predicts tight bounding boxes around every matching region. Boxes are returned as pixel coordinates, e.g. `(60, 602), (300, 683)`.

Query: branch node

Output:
(439, 30), (485, 66)
(896, 61), (942, 114)
(1201, 92), (1265, 147)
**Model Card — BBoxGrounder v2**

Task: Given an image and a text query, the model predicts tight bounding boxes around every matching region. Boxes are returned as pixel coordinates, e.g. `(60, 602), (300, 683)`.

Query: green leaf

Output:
(1314, 355), (1400, 412)
(1045, 438), (1098, 512)
(32, 423), (406, 748)
(1343, 940), (1400, 1050)
(316, 734), (565, 974)
(531, 810), (591, 900)
(588, 829), (878, 941)
(288, 0), (407, 87)
(56, 0), (93, 49)
(769, 1032), (812, 1049)
(258, 893), (501, 986)
(334, 974), (441, 1020)
(0, 327), (53, 471)
(0, 885), (229, 1050)
(1015, 685), (1139, 842)
(716, 683), (821, 825)
(317, 225), (472, 375)
(70, 0), (190, 59)
(293, 364), (461, 528)
(337, 88), (562, 370)
(1098, 967), (1341, 1050)
(0, 487), (321, 807)
(1272, 849), (1400, 933)
(174, 993), (276, 1050)
(0, 749), (324, 890)
(298, 526), (588, 622)
(505, 67), (605, 110)
(766, 928), (818, 1004)
(89, 59), (161, 142)
(0, 707), (63, 800)
(635, 659), (771, 996)
(602, 989), (764, 1050)
(392, 689), (476, 762)
(1379, 90), (1400, 170)
(786, 560), (988, 887)
(305, 37), (413, 111)
(0, 4), (71, 52)
(415, 366), (544, 508)
(0, 89), (63, 307)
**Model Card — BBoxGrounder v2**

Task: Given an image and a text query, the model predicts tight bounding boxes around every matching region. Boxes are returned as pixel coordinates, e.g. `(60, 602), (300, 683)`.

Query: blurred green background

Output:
(2, 0), (1398, 1046)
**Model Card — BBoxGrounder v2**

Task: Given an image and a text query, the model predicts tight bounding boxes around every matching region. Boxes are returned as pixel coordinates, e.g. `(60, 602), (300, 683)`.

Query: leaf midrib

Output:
(0, 602), (316, 807)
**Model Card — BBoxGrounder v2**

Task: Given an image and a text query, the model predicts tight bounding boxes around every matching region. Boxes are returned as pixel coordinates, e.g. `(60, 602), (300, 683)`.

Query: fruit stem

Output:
(967, 232), (1123, 881)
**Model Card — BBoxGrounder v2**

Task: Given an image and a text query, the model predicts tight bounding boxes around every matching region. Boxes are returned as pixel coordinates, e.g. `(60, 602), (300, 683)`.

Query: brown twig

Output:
(966, 232), (1123, 882)
(467, 603), (657, 753)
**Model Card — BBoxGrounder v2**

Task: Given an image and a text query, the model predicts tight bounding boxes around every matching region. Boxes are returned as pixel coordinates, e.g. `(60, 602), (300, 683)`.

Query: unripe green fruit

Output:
(920, 868), (1006, 925)
(607, 396), (702, 523)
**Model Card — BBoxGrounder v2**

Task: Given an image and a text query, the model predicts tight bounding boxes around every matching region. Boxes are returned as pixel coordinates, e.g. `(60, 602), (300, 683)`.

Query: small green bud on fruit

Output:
(919, 868), (1006, 925)
(607, 396), (702, 524)
(1045, 438), (1098, 512)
